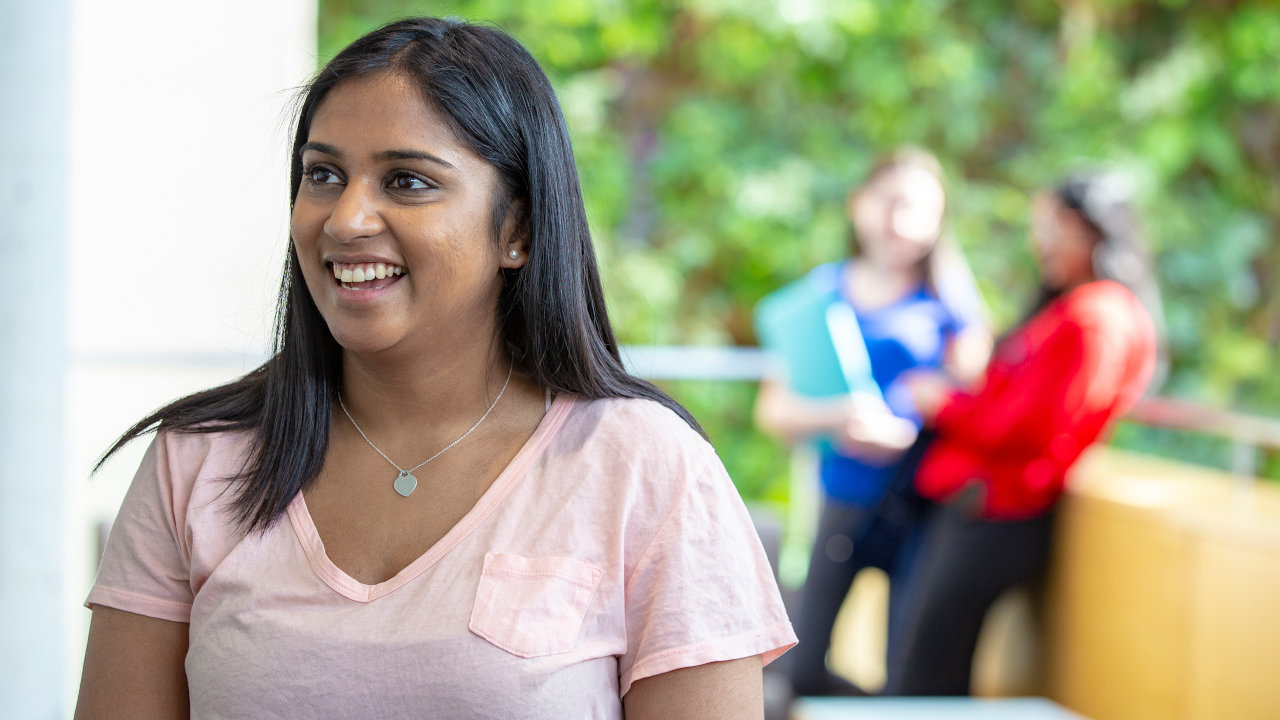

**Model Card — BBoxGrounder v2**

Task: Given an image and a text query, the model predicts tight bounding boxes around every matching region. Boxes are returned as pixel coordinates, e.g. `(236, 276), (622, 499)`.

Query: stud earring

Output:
(508, 250), (520, 259)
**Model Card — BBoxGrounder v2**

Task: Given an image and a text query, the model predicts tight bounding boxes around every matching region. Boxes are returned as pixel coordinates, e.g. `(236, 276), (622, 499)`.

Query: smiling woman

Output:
(74, 17), (794, 720)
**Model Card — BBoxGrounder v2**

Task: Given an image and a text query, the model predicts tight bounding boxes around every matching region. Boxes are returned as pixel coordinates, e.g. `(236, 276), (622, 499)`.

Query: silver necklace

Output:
(337, 364), (514, 497)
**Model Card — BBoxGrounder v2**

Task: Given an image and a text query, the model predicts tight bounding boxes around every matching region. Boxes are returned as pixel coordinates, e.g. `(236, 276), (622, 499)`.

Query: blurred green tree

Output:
(316, 0), (1280, 497)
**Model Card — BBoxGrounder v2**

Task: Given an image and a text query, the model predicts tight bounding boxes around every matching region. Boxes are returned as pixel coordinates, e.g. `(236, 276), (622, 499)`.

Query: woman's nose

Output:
(323, 181), (384, 243)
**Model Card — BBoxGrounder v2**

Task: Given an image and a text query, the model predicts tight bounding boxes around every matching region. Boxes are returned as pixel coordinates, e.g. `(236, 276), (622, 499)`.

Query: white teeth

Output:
(331, 261), (405, 283)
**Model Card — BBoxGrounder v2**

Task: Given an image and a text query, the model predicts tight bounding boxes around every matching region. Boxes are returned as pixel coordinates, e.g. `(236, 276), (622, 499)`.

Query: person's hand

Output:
(836, 394), (918, 465)
(901, 371), (954, 423)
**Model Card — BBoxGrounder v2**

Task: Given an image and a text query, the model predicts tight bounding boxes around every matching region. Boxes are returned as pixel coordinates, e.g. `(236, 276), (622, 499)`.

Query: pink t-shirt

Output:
(87, 394), (796, 718)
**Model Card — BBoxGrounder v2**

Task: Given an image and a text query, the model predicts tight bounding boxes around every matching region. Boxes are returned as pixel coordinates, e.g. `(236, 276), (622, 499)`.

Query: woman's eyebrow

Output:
(300, 141), (340, 157)
(298, 143), (454, 170)
(374, 148), (455, 168)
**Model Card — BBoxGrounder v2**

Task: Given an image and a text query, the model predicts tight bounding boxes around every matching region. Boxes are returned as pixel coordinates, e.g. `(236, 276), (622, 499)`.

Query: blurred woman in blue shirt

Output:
(755, 147), (989, 696)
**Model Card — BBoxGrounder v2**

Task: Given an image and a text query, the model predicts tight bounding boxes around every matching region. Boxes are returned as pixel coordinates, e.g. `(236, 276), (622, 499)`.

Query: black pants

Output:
(788, 499), (920, 696)
(883, 503), (1055, 696)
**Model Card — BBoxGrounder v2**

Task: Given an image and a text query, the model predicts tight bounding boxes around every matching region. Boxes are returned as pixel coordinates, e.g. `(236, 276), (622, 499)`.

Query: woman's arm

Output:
(915, 321), (1110, 453)
(943, 325), (993, 385)
(623, 657), (763, 720)
(753, 379), (850, 444)
(75, 606), (190, 720)
(755, 379), (916, 463)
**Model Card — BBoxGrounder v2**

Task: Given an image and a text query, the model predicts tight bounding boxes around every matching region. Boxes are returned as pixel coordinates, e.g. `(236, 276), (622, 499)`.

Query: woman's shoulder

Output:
(566, 395), (708, 446)
(1066, 279), (1137, 304)
(148, 426), (255, 493)
(159, 423), (253, 457)
(1058, 281), (1149, 328)
(556, 395), (715, 471)
(1045, 282), (1155, 361)
(804, 260), (847, 293)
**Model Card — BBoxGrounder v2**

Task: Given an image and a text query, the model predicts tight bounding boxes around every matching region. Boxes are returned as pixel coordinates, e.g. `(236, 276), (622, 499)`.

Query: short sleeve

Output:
(86, 433), (194, 623)
(619, 454), (796, 696)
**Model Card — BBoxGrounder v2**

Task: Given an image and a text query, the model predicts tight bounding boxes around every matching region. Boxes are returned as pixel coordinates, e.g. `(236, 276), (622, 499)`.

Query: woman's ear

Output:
(499, 199), (530, 269)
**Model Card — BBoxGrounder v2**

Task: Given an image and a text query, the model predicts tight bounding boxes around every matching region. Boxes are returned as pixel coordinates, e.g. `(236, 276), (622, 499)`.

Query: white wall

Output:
(1, 1), (71, 717)
(61, 1), (313, 715)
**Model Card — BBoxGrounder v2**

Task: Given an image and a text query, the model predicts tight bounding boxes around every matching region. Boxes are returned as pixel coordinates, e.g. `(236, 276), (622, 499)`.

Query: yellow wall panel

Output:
(1043, 450), (1280, 720)
(1187, 539), (1280, 720)
(1044, 496), (1190, 720)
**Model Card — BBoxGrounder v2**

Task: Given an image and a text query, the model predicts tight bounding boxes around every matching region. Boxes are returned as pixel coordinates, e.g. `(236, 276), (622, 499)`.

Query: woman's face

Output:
(848, 164), (945, 270)
(1030, 192), (1097, 290)
(290, 71), (524, 358)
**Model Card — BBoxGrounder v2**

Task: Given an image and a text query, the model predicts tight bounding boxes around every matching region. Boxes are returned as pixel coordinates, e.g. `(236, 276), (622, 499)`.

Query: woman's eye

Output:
(304, 166), (341, 185)
(388, 173), (432, 191)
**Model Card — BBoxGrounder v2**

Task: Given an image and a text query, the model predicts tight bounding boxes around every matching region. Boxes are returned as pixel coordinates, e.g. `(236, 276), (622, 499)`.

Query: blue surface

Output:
(791, 697), (1090, 720)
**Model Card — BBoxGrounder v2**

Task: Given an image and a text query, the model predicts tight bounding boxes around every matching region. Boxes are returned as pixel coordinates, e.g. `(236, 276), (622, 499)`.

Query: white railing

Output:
(75, 345), (1280, 477)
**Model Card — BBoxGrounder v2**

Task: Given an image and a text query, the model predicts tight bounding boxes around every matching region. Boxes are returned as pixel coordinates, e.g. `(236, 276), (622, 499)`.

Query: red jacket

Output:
(917, 280), (1157, 519)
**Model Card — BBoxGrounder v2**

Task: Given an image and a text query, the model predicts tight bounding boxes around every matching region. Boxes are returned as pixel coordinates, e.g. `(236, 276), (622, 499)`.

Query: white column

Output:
(0, 0), (71, 717)
(60, 0), (315, 714)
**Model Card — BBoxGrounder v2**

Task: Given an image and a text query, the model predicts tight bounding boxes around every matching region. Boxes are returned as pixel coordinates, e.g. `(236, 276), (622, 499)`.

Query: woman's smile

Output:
(327, 261), (407, 300)
(331, 261), (406, 285)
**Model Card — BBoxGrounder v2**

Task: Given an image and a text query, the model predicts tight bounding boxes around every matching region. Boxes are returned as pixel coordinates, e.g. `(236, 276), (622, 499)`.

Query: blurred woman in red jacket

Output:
(884, 172), (1162, 695)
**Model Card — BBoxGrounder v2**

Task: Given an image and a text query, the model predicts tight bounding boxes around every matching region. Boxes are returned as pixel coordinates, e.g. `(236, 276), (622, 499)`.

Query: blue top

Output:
(805, 261), (981, 505)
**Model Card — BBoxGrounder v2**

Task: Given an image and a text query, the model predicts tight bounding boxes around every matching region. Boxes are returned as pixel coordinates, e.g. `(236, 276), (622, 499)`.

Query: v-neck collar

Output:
(839, 260), (928, 316)
(286, 393), (576, 603)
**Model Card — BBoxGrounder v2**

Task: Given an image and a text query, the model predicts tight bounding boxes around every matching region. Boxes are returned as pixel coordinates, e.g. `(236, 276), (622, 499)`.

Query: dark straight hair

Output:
(1005, 171), (1167, 390)
(97, 17), (702, 532)
(1020, 171), (1165, 330)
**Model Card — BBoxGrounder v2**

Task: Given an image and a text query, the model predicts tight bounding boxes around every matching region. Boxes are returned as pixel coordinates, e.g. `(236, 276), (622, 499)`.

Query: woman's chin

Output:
(328, 329), (401, 357)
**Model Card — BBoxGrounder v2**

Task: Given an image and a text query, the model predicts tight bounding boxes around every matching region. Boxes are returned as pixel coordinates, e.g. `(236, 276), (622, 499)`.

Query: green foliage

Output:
(318, 0), (1280, 496)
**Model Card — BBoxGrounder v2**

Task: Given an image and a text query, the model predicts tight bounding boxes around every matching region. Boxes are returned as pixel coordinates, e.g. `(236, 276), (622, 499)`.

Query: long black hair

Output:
(97, 17), (702, 531)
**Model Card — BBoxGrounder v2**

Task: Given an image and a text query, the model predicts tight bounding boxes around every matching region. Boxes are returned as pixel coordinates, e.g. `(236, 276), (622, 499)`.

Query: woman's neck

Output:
(845, 257), (922, 310)
(335, 336), (528, 442)
(1050, 269), (1097, 295)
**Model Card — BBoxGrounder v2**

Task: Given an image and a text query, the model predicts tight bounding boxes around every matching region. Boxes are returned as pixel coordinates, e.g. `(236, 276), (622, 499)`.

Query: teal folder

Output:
(754, 271), (883, 403)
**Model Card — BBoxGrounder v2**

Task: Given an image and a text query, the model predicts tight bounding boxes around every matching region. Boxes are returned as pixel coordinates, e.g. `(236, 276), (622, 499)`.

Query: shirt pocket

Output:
(468, 552), (603, 658)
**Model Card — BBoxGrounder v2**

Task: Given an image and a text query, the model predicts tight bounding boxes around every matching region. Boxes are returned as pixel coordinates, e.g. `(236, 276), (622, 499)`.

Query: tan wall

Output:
(1044, 450), (1280, 720)
(824, 448), (1280, 720)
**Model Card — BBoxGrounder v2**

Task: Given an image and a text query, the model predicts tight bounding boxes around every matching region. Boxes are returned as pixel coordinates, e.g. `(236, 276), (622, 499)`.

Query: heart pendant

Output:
(393, 471), (418, 497)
